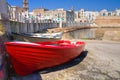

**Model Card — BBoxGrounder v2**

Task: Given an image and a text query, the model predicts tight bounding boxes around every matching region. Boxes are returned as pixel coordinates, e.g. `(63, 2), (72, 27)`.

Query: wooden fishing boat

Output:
(4, 40), (85, 76)
(11, 32), (63, 42)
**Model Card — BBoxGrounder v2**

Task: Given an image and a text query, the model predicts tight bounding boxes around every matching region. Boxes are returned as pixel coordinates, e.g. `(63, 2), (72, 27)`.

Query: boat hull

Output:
(5, 40), (85, 76)
(12, 32), (62, 42)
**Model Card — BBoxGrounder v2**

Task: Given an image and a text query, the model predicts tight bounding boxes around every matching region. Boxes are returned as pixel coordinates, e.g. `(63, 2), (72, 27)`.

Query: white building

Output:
(115, 9), (120, 16)
(100, 9), (120, 16)
(75, 9), (99, 23)
(32, 8), (74, 22)
(84, 11), (99, 23)
(75, 9), (86, 22)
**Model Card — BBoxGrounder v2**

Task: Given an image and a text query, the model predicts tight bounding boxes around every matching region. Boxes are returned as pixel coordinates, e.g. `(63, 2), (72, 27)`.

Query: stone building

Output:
(75, 9), (86, 22)
(99, 9), (120, 16)
(32, 8), (74, 22)
(115, 9), (120, 16)
(84, 11), (99, 23)
(8, 6), (24, 22)
(95, 9), (120, 26)
(75, 9), (99, 23)
(7, 4), (30, 23)
(6, 0), (29, 22)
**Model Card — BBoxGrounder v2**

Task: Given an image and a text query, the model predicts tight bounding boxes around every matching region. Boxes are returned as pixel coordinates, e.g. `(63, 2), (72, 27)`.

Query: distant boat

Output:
(12, 32), (63, 42)
(5, 40), (85, 76)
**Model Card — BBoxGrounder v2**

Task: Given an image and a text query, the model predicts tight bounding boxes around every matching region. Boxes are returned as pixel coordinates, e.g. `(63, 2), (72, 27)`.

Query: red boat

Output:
(4, 40), (85, 76)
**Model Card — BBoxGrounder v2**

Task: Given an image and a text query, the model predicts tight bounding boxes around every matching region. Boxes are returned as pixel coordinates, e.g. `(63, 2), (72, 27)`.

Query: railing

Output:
(66, 21), (90, 27)
(10, 21), (59, 33)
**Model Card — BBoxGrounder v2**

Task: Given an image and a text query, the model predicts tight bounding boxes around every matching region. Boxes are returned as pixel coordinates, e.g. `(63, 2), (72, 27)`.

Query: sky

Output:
(7, 0), (120, 12)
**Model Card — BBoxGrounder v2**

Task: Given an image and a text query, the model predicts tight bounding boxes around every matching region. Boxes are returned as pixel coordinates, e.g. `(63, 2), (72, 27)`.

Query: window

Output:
(55, 14), (57, 16)
(103, 13), (106, 16)
(108, 13), (111, 16)
(62, 18), (64, 20)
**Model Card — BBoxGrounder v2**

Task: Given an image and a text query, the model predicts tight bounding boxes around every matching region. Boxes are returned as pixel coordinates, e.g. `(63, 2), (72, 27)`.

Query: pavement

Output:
(40, 40), (120, 80)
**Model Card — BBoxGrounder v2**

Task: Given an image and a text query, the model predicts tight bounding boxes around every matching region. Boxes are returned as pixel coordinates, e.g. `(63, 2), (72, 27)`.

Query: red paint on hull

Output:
(4, 40), (85, 76)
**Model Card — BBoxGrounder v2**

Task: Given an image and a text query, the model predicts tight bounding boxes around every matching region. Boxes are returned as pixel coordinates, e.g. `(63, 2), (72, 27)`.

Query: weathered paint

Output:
(0, 0), (10, 79)
(0, 36), (5, 80)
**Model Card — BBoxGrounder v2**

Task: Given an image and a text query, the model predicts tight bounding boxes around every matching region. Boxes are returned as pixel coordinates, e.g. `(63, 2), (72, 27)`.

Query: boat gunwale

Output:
(5, 41), (85, 49)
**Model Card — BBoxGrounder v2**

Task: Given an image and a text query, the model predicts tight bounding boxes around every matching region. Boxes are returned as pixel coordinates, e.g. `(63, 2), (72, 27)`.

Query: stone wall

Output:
(62, 29), (95, 39)
(95, 16), (120, 26)
(103, 31), (120, 41)
(94, 27), (120, 40)
(62, 27), (120, 41)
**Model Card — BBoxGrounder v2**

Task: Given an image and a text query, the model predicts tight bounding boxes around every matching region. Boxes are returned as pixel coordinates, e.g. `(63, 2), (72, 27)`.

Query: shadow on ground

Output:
(39, 50), (88, 74)
(10, 50), (88, 80)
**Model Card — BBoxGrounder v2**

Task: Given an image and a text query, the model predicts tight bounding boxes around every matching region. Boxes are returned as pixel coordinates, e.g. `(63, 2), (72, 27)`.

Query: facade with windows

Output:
(75, 9), (120, 24)
(95, 9), (120, 26)
(84, 11), (99, 23)
(100, 9), (120, 16)
(75, 9), (99, 23)
(115, 9), (120, 16)
(75, 9), (86, 22)
(7, 3), (29, 22)
(32, 8), (74, 22)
